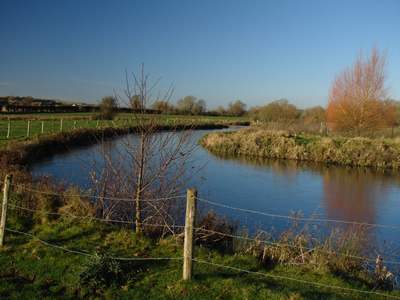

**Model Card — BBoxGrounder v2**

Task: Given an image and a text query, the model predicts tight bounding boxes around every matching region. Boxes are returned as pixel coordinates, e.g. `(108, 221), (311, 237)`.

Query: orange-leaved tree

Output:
(326, 44), (395, 136)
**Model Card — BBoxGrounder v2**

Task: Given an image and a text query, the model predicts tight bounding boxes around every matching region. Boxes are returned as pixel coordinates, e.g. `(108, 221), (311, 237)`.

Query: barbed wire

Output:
(5, 228), (183, 262)
(194, 226), (400, 264)
(10, 183), (187, 203)
(5, 182), (400, 231)
(192, 259), (400, 299)
(8, 204), (186, 230)
(8, 203), (400, 265)
(197, 197), (400, 230)
(5, 226), (400, 297)
(4, 207), (400, 297)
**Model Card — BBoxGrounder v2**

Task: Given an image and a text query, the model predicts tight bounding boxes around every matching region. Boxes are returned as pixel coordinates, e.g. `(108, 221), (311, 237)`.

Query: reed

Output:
(232, 212), (398, 290)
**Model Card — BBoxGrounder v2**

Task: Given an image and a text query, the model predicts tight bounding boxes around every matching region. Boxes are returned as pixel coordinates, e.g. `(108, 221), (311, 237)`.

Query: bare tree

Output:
(86, 66), (202, 233)
(326, 44), (395, 136)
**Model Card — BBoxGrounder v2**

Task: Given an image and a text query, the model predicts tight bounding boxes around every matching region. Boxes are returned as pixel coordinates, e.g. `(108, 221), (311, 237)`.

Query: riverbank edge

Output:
(199, 127), (400, 169)
(0, 122), (237, 167)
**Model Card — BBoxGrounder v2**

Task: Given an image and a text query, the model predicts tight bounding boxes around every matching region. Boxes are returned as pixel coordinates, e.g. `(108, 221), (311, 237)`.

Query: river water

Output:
(30, 128), (400, 252)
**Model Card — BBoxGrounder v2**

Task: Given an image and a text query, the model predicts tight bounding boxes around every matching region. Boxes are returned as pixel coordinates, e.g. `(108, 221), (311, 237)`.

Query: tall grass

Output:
(232, 212), (398, 290)
(200, 127), (400, 169)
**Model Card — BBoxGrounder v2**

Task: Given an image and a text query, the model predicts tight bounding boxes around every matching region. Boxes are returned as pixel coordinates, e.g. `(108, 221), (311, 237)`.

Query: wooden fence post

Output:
(27, 121), (30, 136)
(41, 121), (44, 134)
(60, 119), (63, 131)
(183, 189), (197, 280)
(7, 123), (10, 139)
(0, 174), (12, 247)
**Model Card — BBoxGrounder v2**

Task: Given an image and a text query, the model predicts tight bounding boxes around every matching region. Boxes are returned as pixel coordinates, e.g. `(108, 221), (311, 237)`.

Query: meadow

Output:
(0, 112), (249, 148)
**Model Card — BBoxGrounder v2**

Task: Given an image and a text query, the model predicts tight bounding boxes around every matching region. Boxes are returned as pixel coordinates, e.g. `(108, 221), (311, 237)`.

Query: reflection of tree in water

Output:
(321, 166), (393, 225)
(210, 152), (317, 179)
(206, 150), (400, 228)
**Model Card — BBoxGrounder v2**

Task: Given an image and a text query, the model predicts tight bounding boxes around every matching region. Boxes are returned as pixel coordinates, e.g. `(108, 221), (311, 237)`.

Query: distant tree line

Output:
(3, 90), (399, 137)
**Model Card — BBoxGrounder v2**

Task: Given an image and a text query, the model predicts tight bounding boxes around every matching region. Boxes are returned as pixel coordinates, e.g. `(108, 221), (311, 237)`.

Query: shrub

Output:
(78, 253), (142, 289)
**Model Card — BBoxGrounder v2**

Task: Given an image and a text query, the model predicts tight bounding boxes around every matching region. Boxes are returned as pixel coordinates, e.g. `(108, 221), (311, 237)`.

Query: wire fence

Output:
(0, 118), (221, 141)
(2, 181), (400, 298)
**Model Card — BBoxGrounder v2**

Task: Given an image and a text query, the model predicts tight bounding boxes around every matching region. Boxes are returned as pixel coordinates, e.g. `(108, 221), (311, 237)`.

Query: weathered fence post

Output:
(183, 189), (197, 280)
(27, 121), (30, 136)
(60, 119), (63, 131)
(0, 174), (12, 247)
(41, 121), (44, 134)
(7, 123), (10, 139)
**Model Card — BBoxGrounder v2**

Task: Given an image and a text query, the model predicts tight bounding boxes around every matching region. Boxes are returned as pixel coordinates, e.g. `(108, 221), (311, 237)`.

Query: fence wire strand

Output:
(3, 183), (400, 297)
(8, 204), (186, 230)
(7, 182), (186, 203)
(5, 182), (400, 231)
(197, 197), (400, 230)
(193, 259), (400, 299)
(5, 228), (183, 262)
(6, 224), (399, 298)
(8, 202), (400, 266)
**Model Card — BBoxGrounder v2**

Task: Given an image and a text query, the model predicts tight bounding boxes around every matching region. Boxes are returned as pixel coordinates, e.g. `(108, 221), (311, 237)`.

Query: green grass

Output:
(0, 112), (250, 148)
(1, 216), (399, 299)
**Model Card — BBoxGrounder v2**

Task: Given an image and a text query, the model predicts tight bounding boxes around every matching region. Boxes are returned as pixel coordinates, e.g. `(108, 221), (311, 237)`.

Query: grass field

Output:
(0, 112), (249, 148)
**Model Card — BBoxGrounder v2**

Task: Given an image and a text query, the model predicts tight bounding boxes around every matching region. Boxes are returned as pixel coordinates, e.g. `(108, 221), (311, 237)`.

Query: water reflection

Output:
(30, 130), (400, 246)
(208, 152), (400, 231)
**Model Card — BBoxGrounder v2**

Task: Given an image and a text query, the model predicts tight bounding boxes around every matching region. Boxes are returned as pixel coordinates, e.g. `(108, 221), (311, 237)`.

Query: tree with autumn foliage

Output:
(326, 44), (396, 136)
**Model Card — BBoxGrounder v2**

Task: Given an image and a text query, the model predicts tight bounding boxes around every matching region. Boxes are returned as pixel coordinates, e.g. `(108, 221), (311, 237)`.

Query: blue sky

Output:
(1, 0), (399, 110)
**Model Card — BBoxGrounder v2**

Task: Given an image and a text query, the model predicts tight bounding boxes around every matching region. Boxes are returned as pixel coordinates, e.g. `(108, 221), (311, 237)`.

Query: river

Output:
(30, 128), (400, 254)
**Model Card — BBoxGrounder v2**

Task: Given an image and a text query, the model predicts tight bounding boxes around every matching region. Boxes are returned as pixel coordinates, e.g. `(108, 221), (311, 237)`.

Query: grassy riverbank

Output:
(1, 120), (399, 298)
(199, 127), (400, 169)
(2, 216), (399, 299)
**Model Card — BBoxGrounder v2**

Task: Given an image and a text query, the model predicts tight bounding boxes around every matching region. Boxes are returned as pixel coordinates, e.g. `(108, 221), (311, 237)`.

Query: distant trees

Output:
(151, 101), (176, 115)
(130, 95), (143, 110)
(99, 96), (118, 120)
(176, 95), (206, 115)
(248, 99), (300, 122)
(227, 100), (247, 117)
(301, 106), (326, 124)
(326, 44), (395, 136)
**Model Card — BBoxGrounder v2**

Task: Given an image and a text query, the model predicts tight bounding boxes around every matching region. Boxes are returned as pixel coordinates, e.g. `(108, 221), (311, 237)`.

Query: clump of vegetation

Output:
(233, 212), (398, 291)
(98, 96), (118, 120)
(78, 253), (142, 290)
(195, 209), (238, 252)
(199, 127), (400, 169)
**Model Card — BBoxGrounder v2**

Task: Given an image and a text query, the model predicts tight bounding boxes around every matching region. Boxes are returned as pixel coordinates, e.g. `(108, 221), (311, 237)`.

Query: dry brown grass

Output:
(200, 127), (400, 169)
